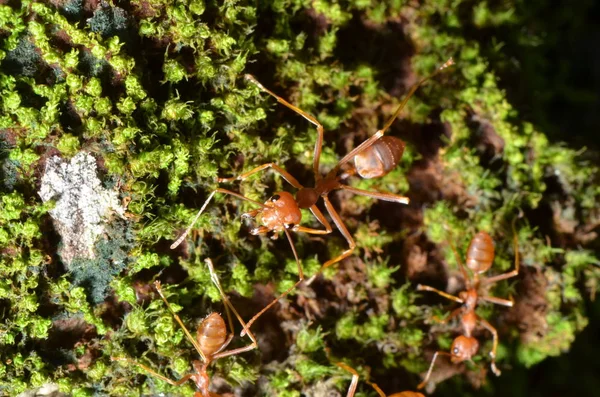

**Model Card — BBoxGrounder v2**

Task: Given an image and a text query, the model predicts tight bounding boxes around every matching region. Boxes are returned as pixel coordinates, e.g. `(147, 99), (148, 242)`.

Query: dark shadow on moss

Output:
(335, 13), (414, 95)
(451, 0), (600, 153)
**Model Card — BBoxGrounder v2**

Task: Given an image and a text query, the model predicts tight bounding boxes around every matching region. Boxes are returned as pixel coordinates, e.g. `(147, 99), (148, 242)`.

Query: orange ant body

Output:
(112, 259), (257, 397)
(337, 361), (424, 397)
(171, 58), (454, 334)
(416, 227), (520, 389)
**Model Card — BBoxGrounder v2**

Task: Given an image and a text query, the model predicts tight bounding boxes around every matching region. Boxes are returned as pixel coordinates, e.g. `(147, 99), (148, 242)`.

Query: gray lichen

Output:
(38, 152), (124, 266)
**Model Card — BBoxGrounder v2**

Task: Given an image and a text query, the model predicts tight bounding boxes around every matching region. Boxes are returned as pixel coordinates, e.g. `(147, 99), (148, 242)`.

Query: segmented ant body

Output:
(337, 361), (424, 397)
(416, 228), (520, 389)
(171, 58), (454, 334)
(112, 259), (257, 397)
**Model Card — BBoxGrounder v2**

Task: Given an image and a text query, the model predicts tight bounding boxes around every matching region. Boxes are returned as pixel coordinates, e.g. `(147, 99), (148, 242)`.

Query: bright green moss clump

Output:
(1, 0), (599, 396)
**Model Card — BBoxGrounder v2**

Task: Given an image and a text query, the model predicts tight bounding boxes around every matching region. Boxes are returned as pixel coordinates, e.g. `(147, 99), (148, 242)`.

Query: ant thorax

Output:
(296, 187), (319, 208)
(260, 191), (302, 231)
(460, 310), (478, 337)
(459, 289), (478, 311)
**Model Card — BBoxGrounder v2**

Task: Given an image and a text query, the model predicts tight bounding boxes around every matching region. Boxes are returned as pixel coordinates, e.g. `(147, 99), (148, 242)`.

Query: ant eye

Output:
(453, 347), (459, 354)
(270, 194), (280, 202)
(285, 223), (295, 229)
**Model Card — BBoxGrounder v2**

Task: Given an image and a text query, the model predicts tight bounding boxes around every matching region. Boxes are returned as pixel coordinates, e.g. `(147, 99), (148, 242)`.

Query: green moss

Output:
(1, 0), (599, 395)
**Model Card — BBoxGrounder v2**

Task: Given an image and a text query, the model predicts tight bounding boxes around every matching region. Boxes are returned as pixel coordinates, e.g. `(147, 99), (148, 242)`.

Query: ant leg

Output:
(416, 284), (464, 304)
(379, 58), (454, 136)
(244, 74), (325, 179)
(111, 357), (194, 386)
(417, 351), (452, 389)
(338, 184), (410, 204)
(480, 295), (513, 307)
(306, 196), (357, 284)
(333, 362), (362, 397)
(240, 228), (304, 335)
(218, 162), (303, 188)
(294, 225), (333, 234)
(446, 237), (471, 288)
(292, 205), (334, 235)
(309, 205), (333, 232)
(204, 259), (258, 359)
(332, 58), (454, 172)
(332, 130), (385, 174)
(481, 269), (519, 286)
(482, 219), (520, 286)
(153, 281), (206, 362)
(477, 317), (501, 376)
(170, 188), (266, 249)
(364, 379), (388, 397)
(431, 307), (462, 324)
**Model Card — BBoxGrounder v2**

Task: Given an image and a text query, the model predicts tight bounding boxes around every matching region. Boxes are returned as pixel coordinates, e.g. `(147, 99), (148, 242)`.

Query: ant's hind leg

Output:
(111, 357), (194, 386)
(333, 362), (361, 397)
(417, 351), (451, 389)
(218, 162), (303, 188)
(333, 58), (454, 171)
(244, 75), (325, 178)
(306, 196), (357, 284)
(204, 259), (259, 359)
(338, 184), (409, 204)
(153, 281), (207, 361)
(482, 218), (520, 286)
(480, 295), (514, 307)
(478, 317), (501, 376)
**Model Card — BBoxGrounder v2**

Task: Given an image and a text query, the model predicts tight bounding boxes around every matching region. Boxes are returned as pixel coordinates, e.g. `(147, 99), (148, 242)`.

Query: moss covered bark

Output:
(1, 0), (599, 396)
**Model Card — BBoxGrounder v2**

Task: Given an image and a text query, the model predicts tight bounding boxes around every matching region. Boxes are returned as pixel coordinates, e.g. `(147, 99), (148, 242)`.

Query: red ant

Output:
(112, 259), (257, 397)
(336, 361), (424, 397)
(171, 58), (454, 334)
(416, 224), (520, 389)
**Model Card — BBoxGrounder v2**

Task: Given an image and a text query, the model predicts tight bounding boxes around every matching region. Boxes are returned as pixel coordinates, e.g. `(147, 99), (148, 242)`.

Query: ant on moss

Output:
(171, 58), (455, 335)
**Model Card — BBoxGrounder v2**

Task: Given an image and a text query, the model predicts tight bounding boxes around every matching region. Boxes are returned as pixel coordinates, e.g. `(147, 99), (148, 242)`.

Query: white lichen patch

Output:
(17, 383), (66, 397)
(39, 152), (125, 266)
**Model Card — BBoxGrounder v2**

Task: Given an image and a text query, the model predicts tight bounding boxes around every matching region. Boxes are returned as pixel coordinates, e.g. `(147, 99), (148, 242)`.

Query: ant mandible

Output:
(416, 222), (520, 389)
(112, 259), (258, 397)
(171, 58), (454, 334)
(336, 361), (424, 397)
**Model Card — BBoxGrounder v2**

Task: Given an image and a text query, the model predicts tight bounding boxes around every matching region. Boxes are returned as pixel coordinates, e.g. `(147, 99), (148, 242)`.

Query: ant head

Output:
(261, 191), (302, 231)
(296, 187), (318, 209)
(450, 335), (479, 363)
(265, 191), (296, 208)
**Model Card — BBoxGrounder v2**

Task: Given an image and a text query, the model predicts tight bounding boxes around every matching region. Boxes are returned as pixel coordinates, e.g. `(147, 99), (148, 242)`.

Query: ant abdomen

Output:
(465, 231), (495, 274)
(354, 136), (405, 179)
(197, 313), (228, 357)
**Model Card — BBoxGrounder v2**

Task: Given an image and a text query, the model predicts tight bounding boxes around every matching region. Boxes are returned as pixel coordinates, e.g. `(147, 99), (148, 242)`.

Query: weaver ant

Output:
(171, 58), (454, 334)
(336, 361), (424, 397)
(416, 223), (520, 389)
(112, 259), (257, 397)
